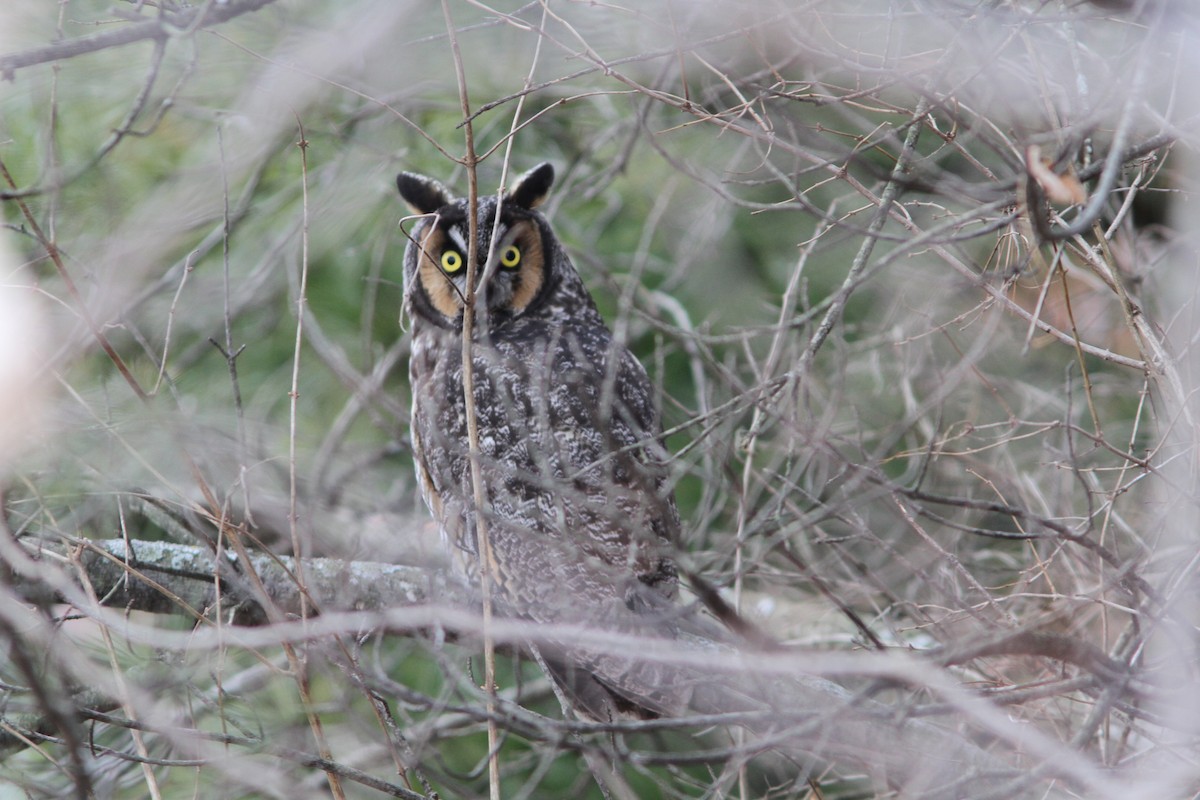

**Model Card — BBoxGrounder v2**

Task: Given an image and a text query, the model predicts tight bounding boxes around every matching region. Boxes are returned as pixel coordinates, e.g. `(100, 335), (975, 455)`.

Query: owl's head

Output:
(397, 163), (560, 329)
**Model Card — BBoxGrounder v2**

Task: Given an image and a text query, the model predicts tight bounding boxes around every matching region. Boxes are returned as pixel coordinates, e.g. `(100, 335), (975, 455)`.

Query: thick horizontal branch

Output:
(16, 535), (466, 625)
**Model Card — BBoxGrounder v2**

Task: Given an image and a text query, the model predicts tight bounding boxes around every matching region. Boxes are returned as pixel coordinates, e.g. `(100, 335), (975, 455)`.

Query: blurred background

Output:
(1, 1), (1196, 797)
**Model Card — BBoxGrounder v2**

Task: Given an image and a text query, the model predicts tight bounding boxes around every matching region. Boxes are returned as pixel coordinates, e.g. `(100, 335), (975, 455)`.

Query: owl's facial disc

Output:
(416, 216), (545, 324)
(483, 221), (544, 315)
(415, 224), (468, 320)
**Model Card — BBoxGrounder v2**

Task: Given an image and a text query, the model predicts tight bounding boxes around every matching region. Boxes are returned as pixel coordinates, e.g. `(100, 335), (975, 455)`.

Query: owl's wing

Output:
(408, 350), (477, 576)
(527, 334), (680, 591)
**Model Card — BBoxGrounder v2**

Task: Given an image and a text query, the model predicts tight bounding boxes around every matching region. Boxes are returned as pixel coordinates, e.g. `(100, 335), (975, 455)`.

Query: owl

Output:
(397, 163), (683, 719)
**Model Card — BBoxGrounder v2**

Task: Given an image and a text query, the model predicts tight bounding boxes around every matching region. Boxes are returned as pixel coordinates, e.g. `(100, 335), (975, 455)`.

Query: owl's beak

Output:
(483, 266), (516, 311)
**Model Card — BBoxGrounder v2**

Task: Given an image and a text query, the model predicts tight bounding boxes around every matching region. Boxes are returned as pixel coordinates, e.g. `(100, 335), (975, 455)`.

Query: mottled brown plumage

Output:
(398, 164), (683, 719)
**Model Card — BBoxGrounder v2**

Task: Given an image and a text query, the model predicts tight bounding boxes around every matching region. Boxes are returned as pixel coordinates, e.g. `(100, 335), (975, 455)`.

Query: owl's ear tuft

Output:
(507, 163), (555, 210)
(396, 172), (452, 215)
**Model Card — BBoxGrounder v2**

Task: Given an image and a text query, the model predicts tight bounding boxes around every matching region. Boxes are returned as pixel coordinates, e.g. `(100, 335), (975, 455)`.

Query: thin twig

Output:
(440, 3), (502, 798)
(283, 118), (346, 800)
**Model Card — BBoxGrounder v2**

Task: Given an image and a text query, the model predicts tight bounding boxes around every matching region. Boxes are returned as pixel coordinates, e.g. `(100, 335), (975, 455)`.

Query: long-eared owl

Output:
(398, 163), (681, 719)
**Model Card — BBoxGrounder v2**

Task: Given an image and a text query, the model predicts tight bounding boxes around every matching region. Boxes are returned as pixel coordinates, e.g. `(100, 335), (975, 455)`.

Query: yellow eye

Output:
(440, 249), (463, 273)
(500, 245), (521, 269)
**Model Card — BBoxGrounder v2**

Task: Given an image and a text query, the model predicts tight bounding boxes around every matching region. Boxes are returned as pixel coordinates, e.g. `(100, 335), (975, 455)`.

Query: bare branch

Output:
(0, 0), (278, 79)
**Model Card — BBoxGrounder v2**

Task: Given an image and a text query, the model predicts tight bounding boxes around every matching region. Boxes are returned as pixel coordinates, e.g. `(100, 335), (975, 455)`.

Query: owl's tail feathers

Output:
(528, 592), (724, 721)
(539, 656), (662, 722)
(536, 606), (740, 722)
(537, 616), (1049, 799)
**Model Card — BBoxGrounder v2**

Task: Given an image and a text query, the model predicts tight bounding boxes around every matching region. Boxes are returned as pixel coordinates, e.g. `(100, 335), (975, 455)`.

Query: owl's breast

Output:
(409, 319), (676, 603)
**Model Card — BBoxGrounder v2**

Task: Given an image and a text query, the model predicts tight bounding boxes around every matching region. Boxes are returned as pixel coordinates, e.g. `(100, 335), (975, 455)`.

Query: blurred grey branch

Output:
(0, 0), (278, 79)
(4, 535), (1087, 798)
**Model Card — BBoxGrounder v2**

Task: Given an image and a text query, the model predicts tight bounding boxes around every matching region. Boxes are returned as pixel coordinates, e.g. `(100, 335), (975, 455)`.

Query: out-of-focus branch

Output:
(6, 536), (1095, 798)
(0, 0), (278, 79)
